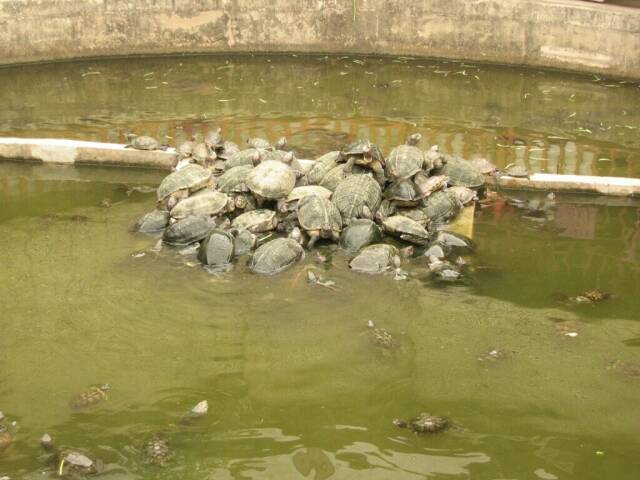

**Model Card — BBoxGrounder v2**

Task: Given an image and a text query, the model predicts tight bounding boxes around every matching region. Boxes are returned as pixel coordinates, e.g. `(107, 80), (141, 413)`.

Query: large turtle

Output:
(250, 237), (305, 275)
(341, 139), (386, 184)
(133, 210), (170, 235)
(125, 134), (167, 151)
(333, 174), (382, 224)
(422, 190), (462, 224)
(319, 163), (363, 191)
(225, 149), (261, 170)
(382, 215), (430, 245)
(436, 155), (484, 188)
(198, 229), (235, 271)
(307, 151), (341, 185)
(217, 165), (252, 194)
(156, 164), (212, 209)
(163, 215), (216, 246)
(339, 219), (382, 253)
(297, 195), (342, 248)
(386, 133), (429, 180)
(414, 172), (449, 198)
(246, 161), (296, 207)
(231, 210), (278, 233)
(349, 244), (400, 274)
(69, 384), (111, 410)
(393, 413), (451, 434)
(384, 179), (424, 208)
(170, 190), (234, 219)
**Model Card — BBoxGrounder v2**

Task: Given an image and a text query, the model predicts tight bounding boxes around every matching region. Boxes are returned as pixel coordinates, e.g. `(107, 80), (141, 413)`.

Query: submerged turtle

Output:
(250, 237), (305, 275)
(198, 229), (235, 271)
(143, 434), (173, 466)
(423, 190), (462, 224)
(246, 161), (296, 206)
(217, 165), (253, 194)
(69, 384), (111, 410)
(435, 231), (475, 251)
(607, 360), (640, 378)
(393, 413), (451, 434)
(382, 215), (430, 245)
(125, 134), (167, 151)
(333, 174), (382, 224)
(156, 164), (212, 209)
(170, 190), (234, 219)
(232, 209), (279, 233)
(133, 210), (170, 235)
(384, 179), (424, 207)
(386, 133), (429, 180)
(570, 288), (610, 304)
(339, 219), (382, 253)
(307, 151), (341, 185)
(367, 321), (396, 349)
(297, 195), (342, 248)
(163, 215), (216, 246)
(349, 244), (400, 275)
(414, 172), (448, 198)
(436, 155), (484, 188)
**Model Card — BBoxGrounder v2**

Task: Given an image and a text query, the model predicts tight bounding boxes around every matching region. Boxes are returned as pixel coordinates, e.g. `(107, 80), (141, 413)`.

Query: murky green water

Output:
(1, 55), (639, 479)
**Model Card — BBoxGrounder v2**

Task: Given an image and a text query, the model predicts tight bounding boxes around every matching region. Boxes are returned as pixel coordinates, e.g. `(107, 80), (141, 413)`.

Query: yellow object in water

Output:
(445, 204), (475, 239)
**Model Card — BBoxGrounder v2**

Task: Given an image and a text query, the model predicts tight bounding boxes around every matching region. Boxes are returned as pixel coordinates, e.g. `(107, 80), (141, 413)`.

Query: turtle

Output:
(216, 140), (241, 161)
(191, 142), (213, 166)
(142, 434), (173, 466)
(435, 231), (475, 251)
(340, 139), (386, 184)
(385, 133), (430, 180)
(349, 244), (401, 275)
(125, 134), (167, 151)
(246, 161), (297, 207)
(422, 190), (462, 224)
(307, 151), (341, 185)
(424, 144), (446, 170)
(319, 163), (363, 191)
(502, 164), (529, 178)
(133, 210), (170, 235)
(283, 185), (333, 212)
(225, 149), (261, 170)
(179, 400), (209, 425)
(231, 229), (258, 256)
(259, 150), (306, 177)
(246, 137), (272, 149)
(249, 237), (305, 275)
(198, 229), (235, 271)
(296, 195), (342, 248)
(447, 186), (477, 205)
(55, 449), (100, 475)
(393, 413), (451, 434)
(470, 157), (498, 175)
(366, 321), (396, 349)
(570, 288), (610, 304)
(436, 155), (484, 188)
(231, 210), (278, 233)
(414, 172), (449, 198)
(216, 165), (252, 194)
(396, 207), (429, 226)
(69, 384), (111, 410)
(204, 127), (224, 152)
(382, 215), (430, 245)
(333, 174), (382, 224)
(384, 179), (424, 208)
(377, 199), (396, 219)
(170, 190), (234, 220)
(162, 215), (216, 246)
(156, 164), (213, 209)
(477, 348), (514, 362)
(339, 219), (383, 253)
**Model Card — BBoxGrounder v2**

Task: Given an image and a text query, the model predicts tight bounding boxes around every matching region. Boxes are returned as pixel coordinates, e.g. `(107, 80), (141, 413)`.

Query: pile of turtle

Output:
(131, 129), (494, 279)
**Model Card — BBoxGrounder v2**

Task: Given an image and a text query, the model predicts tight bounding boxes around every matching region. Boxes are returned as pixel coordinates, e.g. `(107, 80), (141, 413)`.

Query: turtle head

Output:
(234, 195), (247, 210)
(321, 222), (332, 235)
(275, 137), (287, 150)
(407, 133), (422, 146)
(282, 151), (295, 165)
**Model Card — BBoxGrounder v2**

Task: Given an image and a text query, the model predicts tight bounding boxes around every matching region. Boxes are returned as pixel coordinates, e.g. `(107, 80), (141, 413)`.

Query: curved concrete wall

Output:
(1, 0), (639, 78)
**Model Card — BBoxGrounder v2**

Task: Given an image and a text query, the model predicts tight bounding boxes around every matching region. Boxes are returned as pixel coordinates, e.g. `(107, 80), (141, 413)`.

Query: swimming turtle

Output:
(340, 139), (386, 184)
(339, 219), (382, 253)
(367, 321), (396, 349)
(125, 134), (167, 151)
(427, 258), (463, 282)
(381, 215), (430, 245)
(246, 161), (297, 207)
(384, 179), (424, 207)
(217, 165), (252, 194)
(231, 209), (278, 233)
(393, 413), (451, 434)
(156, 164), (213, 209)
(414, 172), (449, 198)
(570, 288), (610, 304)
(422, 190), (462, 224)
(386, 133), (429, 180)
(470, 157), (498, 175)
(319, 163), (363, 191)
(163, 215), (216, 246)
(349, 244), (400, 274)
(307, 151), (341, 185)
(170, 190), (234, 219)
(231, 229), (258, 256)
(477, 348), (514, 362)
(198, 229), (235, 271)
(143, 434), (173, 466)
(447, 186), (477, 205)
(69, 384), (110, 410)
(55, 449), (100, 476)
(225, 149), (261, 170)
(436, 155), (484, 188)
(333, 174), (382, 224)
(250, 237), (305, 275)
(133, 210), (170, 235)
(296, 195), (342, 248)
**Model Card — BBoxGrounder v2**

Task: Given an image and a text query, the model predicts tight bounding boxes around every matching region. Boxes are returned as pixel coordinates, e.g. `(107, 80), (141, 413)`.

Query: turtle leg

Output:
(343, 157), (356, 174)
(307, 231), (320, 249)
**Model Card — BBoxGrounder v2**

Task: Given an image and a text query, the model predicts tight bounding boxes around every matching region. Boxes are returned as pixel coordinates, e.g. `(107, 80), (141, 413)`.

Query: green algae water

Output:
(0, 55), (639, 479)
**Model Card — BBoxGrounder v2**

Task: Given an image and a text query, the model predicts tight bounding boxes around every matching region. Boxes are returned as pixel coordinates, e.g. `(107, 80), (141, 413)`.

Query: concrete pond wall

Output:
(1, 0), (640, 79)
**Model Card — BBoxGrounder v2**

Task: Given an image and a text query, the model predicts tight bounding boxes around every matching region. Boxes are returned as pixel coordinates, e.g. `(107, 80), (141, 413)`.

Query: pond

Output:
(0, 55), (639, 479)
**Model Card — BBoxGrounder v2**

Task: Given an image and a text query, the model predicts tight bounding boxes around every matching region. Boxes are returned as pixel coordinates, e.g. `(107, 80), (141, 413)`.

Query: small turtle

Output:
(423, 190), (462, 224)
(341, 139), (386, 184)
(198, 229), (235, 271)
(477, 348), (514, 362)
(384, 179), (424, 208)
(177, 137), (196, 159)
(339, 219), (383, 253)
(366, 321), (396, 349)
(231, 192), (257, 212)
(125, 134), (167, 151)
(170, 190), (234, 220)
(163, 215), (216, 246)
(246, 160), (297, 207)
(69, 384), (111, 410)
(40, 433), (55, 451)
(217, 165), (253, 194)
(385, 133), (430, 180)
(570, 288), (610, 304)
(396, 208), (429, 226)
(250, 237), (305, 275)
(607, 360), (640, 377)
(306, 270), (337, 289)
(414, 172), (449, 198)
(307, 151), (341, 185)
(470, 157), (498, 175)
(435, 155), (484, 188)
(423, 243), (450, 259)
(156, 164), (213, 209)
(143, 434), (173, 466)
(349, 244), (401, 275)
(191, 142), (213, 166)
(232, 210), (279, 233)
(56, 449), (99, 475)
(225, 149), (261, 170)
(424, 144), (446, 170)
(382, 215), (430, 245)
(246, 137), (272, 149)
(427, 258), (463, 282)
(297, 195), (342, 248)
(393, 413), (451, 434)
(447, 186), (477, 205)
(333, 174), (382, 224)
(502, 164), (529, 178)
(133, 210), (170, 235)
(180, 400), (209, 425)
(216, 140), (241, 161)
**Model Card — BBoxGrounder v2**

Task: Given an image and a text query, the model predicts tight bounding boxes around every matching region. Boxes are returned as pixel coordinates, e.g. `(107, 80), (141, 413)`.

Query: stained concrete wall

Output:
(0, 0), (639, 78)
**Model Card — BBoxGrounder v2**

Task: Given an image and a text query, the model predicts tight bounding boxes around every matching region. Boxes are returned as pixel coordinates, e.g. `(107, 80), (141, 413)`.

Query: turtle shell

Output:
(246, 161), (296, 199)
(286, 185), (332, 203)
(170, 190), (230, 219)
(423, 190), (462, 223)
(130, 135), (160, 150)
(216, 140), (240, 161)
(470, 157), (497, 175)
(198, 229), (235, 270)
(341, 139), (385, 163)
(250, 238), (305, 275)
(339, 219), (382, 253)
(382, 215), (430, 245)
(349, 244), (399, 274)
(386, 144), (425, 180)
(231, 209), (278, 233)
(504, 164), (529, 178)
(247, 137), (272, 149)
(143, 435), (173, 466)
(436, 155), (484, 188)
(133, 210), (170, 235)
(177, 140), (195, 158)
(333, 174), (382, 224)
(408, 413), (450, 433)
(191, 142), (210, 164)
(297, 195), (342, 234)
(225, 149), (261, 170)
(447, 186), (476, 205)
(384, 179), (423, 206)
(58, 450), (98, 474)
(157, 165), (212, 202)
(217, 165), (252, 193)
(319, 163), (358, 191)
(307, 151), (341, 184)
(396, 208), (429, 226)
(69, 385), (109, 410)
(163, 215), (216, 246)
